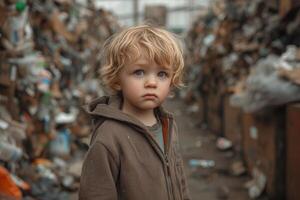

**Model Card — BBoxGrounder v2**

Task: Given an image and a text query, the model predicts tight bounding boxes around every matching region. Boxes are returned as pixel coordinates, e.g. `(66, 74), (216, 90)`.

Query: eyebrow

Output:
(134, 62), (149, 67)
(134, 62), (172, 70)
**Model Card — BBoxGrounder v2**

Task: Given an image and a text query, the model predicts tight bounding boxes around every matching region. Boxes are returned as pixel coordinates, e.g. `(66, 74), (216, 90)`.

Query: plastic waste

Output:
(189, 159), (215, 168)
(36, 164), (58, 183)
(0, 141), (23, 162)
(0, 166), (22, 199)
(55, 110), (78, 124)
(49, 128), (71, 157)
(245, 167), (267, 199)
(15, 0), (27, 12)
(0, 119), (9, 130)
(10, 174), (30, 191)
(216, 137), (233, 151)
(230, 54), (300, 112)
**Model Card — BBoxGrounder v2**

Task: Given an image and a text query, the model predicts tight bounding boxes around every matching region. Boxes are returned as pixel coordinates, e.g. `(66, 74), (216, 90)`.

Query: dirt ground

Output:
(165, 97), (252, 200)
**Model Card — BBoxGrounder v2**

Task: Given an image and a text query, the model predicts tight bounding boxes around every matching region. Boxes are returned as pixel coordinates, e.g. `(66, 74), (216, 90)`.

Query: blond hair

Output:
(100, 24), (184, 93)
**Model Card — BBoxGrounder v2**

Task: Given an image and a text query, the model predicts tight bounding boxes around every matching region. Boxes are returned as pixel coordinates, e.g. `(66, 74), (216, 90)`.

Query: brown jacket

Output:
(79, 95), (191, 200)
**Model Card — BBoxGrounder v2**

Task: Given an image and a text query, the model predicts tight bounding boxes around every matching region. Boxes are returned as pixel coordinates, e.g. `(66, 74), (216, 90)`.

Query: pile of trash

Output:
(183, 0), (300, 199)
(183, 0), (300, 113)
(231, 46), (300, 112)
(0, 0), (120, 199)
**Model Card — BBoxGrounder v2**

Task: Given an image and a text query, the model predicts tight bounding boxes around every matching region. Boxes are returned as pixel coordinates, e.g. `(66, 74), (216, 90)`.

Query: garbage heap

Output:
(0, 0), (120, 199)
(184, 0), (300, 131)
(183, 0), (300, 199)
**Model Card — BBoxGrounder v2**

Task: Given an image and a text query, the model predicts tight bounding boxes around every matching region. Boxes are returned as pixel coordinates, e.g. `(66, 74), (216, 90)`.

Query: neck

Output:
(122, 105), (157, 127)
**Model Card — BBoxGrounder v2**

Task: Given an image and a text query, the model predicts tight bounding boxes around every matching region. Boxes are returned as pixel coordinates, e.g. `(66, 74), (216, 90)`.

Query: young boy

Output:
(79, 25), (191, 200)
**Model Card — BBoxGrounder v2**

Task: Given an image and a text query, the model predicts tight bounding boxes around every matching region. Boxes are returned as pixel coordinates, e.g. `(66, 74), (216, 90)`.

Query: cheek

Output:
(121, 79), (143, 95)
(123, 78), (142, 89)
(160, 82), (171, 96)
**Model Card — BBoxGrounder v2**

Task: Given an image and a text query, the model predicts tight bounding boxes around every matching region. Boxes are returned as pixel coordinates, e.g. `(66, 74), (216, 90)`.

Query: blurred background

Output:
(1, 0), (300, 199)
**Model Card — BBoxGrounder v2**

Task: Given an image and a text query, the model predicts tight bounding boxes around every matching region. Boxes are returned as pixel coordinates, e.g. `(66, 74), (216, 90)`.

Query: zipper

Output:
(165, 118), (175, 200)
(143, 130), (172, 200)
(136, 117), (175, 200)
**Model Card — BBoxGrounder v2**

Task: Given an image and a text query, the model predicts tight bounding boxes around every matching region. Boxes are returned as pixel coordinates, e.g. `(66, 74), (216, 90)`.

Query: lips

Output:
(142, 93), (157, 99)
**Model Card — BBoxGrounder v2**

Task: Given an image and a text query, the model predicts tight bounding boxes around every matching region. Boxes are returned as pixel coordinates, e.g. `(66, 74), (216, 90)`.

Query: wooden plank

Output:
(242, 108), (285, 198)
(286, 103), (300, 200)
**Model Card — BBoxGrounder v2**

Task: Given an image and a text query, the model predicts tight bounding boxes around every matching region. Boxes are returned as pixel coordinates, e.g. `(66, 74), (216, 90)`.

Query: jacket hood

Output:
(83, 95), (142, 127)
(83, 95), (173, 136)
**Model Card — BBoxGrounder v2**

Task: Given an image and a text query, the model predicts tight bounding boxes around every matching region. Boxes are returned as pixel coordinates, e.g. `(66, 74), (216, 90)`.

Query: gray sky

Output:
(93, 0), (210, 29)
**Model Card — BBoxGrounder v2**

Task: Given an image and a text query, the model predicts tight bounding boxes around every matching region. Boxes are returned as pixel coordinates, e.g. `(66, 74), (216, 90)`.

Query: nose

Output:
(145, 74), (157, 88)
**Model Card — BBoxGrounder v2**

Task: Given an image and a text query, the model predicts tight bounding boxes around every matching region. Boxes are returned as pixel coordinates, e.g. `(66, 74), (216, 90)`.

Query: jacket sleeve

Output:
(79, 141), (119, 200)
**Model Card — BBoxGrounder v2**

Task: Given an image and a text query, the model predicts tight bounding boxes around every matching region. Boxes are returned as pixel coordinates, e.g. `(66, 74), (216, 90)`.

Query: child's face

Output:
(117, 56), (173, 113)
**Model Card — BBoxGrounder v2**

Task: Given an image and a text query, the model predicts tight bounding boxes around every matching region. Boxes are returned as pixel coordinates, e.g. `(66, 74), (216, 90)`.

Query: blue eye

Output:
(158, 71), (168, 78)
(133, 69), (144, 77)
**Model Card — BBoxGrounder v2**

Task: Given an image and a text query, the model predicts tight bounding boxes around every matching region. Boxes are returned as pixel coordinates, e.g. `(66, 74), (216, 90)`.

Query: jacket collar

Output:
(83, 94), (173, 131)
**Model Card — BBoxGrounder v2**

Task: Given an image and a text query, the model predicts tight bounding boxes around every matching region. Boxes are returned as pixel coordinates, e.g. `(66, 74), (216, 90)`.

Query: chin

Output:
(139, 103), (159, 110)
